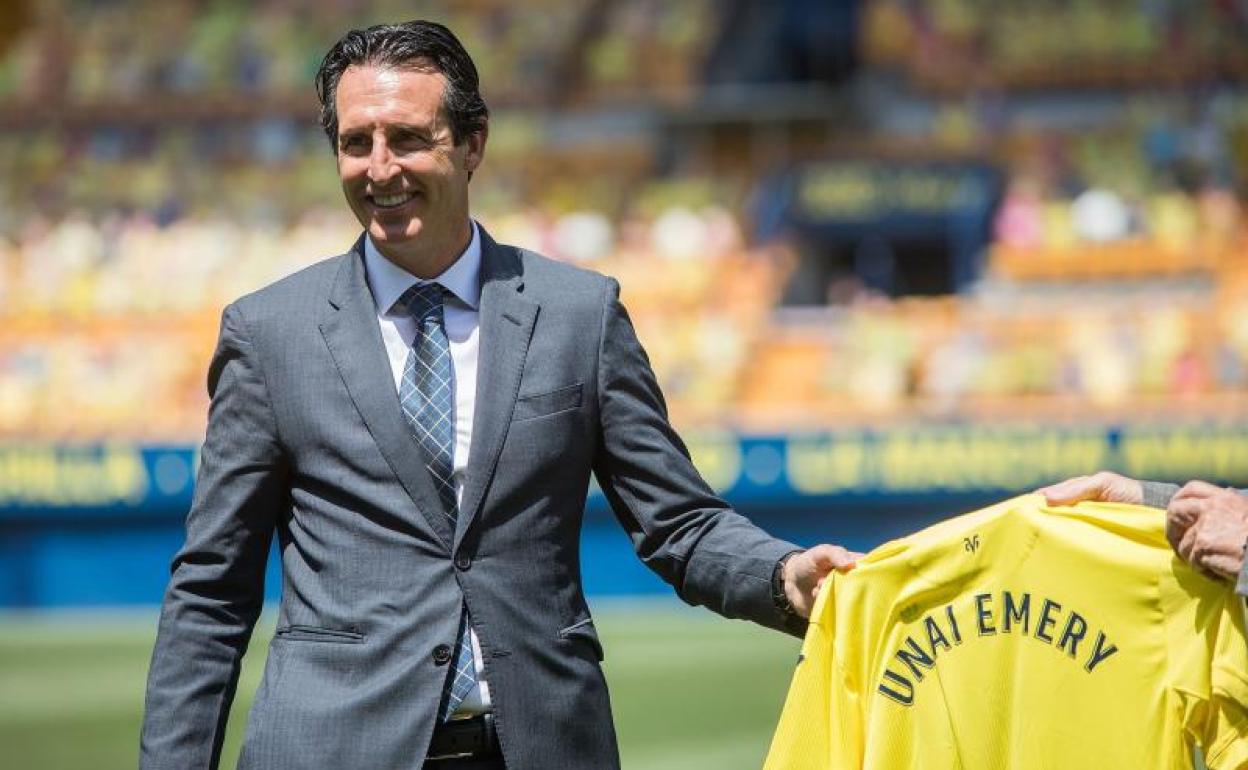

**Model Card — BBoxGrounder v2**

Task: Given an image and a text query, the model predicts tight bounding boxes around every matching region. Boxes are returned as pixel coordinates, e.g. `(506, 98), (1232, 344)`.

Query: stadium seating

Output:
(0, 0), (1246, 440)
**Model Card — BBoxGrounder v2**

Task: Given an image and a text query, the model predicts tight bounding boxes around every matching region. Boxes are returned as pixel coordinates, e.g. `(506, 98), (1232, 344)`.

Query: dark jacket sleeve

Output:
(591, 278), (806, 637)
(140, 303), (289, 769)
(1140, 480), (1248, 598)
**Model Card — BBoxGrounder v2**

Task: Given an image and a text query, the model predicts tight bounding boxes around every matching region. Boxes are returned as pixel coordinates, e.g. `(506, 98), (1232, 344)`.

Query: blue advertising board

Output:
(0, 422), (1241, 519)
(0, 422), (1241, 607)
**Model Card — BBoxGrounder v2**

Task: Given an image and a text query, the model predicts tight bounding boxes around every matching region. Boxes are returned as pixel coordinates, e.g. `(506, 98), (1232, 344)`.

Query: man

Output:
(140, 21), (857, 770)
(1040, 471), (1248, 595)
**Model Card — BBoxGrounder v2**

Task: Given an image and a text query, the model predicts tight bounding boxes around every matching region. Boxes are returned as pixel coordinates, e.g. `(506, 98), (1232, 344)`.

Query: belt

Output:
(426, 713), (498, 762)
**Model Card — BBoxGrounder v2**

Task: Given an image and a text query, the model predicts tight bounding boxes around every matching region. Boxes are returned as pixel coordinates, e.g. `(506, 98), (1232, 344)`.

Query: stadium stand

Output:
(1, 1), (1247, 440)
(0, 0), (1247, 442)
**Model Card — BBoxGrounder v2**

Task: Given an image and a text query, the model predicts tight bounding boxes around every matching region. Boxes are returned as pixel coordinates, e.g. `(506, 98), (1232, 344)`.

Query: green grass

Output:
(0, 602), (800, 769)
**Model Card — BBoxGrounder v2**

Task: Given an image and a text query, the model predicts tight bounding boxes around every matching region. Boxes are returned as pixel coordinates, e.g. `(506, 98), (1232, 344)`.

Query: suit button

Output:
(433, 644), (452, 665)
(455, 554), (471, 570)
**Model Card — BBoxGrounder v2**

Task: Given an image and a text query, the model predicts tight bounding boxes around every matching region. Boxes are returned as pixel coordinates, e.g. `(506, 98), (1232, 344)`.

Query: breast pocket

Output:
(512, 382), (583, 422)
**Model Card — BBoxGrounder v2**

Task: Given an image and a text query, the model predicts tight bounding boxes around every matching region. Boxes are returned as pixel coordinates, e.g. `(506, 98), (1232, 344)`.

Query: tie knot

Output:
(400, 282), (446, 325)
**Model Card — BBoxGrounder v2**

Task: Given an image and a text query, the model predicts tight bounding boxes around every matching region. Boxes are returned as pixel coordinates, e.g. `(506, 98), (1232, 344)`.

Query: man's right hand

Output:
(1166, 481), (1248, 579)
(1038, 471), (1144, 507)
(783, 545), (864, 619)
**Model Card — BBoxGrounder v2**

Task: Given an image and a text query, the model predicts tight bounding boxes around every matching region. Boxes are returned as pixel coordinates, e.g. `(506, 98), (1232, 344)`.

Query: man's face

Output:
(335, 64), (486, 274)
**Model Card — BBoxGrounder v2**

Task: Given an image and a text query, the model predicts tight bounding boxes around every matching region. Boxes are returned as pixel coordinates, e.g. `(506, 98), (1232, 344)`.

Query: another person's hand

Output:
(1038, 471), (1143, 507)
(1167, 481), (1248, 581)
(783, 545), (863, 619)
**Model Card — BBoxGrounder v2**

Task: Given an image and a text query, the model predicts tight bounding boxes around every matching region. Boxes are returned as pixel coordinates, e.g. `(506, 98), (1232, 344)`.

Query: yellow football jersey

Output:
(764, 494), (1248, 770)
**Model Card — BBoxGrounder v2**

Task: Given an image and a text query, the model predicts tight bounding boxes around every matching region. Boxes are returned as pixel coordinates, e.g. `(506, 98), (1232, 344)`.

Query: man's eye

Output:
(393, 133), (431, 150)
(340, 136), (367, 152)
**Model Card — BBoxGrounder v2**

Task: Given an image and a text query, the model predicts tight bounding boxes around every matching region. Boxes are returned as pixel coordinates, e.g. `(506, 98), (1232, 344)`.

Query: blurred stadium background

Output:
(1, 0), (1247, 767)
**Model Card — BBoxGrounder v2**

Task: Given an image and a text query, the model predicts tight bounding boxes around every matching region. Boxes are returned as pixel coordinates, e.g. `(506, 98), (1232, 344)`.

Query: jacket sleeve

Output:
(1140, 481), (1181, 509)
(591, 277), (806, 637)
(140, 303), (289, 769)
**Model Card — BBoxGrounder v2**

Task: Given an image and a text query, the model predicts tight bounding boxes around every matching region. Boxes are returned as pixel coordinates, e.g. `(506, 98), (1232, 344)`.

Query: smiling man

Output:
(334, 60), (485, 278)
(139, 20), (857, 770)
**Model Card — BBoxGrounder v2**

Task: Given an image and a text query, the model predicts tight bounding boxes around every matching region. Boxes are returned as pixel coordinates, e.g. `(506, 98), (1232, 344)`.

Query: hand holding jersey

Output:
(1036, 470), (1145, 507)
(782, 544), (864, 618)
(1040, 471), (1248, 583)
(1167, 481), (1248, 582)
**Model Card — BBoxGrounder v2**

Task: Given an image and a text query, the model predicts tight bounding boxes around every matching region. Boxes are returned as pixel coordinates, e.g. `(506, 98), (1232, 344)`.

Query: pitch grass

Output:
(0, 602), (799, 769)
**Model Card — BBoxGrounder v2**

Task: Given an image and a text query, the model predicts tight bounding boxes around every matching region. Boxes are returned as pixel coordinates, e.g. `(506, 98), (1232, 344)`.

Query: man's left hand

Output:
(783, 545), (863, 619)
(1168, 481), (1248, 581)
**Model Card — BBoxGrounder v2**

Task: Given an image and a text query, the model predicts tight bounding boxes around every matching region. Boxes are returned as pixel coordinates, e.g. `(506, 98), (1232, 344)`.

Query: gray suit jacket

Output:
(1141, 480), (1248, 596)
(140, 230), (804, 770)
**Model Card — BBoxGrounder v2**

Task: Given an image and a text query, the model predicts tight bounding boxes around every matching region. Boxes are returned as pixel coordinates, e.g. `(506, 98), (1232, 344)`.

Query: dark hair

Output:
(314, 20), (489, 150)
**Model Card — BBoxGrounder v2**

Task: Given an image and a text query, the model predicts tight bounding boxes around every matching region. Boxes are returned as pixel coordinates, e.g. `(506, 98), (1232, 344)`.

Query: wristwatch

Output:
(771, 550), (803, 617)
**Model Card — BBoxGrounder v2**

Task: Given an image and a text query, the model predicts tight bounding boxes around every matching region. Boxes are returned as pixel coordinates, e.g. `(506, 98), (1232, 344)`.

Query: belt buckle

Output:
(426, 713), (491, 762)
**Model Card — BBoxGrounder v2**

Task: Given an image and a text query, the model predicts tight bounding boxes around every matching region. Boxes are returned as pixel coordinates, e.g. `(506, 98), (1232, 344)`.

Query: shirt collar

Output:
(364, 220), (482, 316)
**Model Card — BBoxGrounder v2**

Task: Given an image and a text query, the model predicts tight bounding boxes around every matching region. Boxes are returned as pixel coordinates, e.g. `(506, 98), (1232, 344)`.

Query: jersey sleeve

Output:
(1199, 593), (1248, 769)
(1167, 570), (1248, 769)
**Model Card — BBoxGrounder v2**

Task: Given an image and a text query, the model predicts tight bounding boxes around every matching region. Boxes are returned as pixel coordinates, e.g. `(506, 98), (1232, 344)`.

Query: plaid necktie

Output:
(398, 282), (477, 721)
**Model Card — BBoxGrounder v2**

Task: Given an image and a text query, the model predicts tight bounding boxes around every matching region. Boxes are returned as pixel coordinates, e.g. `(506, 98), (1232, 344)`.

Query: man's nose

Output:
(368, 140), (398, 183)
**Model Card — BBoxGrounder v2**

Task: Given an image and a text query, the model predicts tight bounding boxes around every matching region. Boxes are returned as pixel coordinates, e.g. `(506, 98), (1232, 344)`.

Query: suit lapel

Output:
(318, 236), (455, 548)
(455, 231), (538, 548)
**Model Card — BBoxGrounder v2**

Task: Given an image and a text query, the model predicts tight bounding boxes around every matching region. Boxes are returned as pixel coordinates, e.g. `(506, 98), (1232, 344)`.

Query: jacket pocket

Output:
(557, 617), (604, 662)
(513, 382), (583, 422)
(274, 625), (365, 644)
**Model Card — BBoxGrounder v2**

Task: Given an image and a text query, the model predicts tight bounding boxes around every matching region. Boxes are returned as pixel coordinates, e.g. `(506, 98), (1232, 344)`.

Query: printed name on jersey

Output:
(877, 589), (1119, 707)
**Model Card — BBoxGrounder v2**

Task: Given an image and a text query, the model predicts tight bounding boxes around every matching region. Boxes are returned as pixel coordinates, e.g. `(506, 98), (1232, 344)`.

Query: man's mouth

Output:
(369, 191), (418, 209)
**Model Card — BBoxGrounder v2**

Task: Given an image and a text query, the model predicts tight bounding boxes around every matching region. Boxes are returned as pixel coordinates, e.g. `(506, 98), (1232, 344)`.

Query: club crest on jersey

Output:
(877, 590), (1119, 707)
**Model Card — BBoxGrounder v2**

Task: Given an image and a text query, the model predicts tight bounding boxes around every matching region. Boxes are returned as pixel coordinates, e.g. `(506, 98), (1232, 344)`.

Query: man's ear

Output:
(463, 123), (488, 173)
